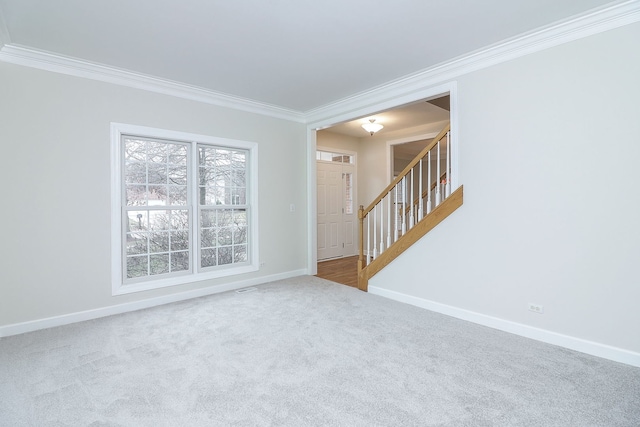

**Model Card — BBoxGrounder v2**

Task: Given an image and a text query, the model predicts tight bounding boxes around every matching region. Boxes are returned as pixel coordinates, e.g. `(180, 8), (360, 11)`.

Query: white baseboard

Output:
(368, 285), (640, 368)
(0, 269), (307, 338)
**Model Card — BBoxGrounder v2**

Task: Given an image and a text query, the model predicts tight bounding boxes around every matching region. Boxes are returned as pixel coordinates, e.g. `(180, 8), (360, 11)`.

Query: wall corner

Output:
(0, 6), (10, 49)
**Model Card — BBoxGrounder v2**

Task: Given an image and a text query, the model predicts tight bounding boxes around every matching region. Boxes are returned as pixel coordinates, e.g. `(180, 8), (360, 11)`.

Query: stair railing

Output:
(358, 124), (453, 286)
(404, 171), (448, 217)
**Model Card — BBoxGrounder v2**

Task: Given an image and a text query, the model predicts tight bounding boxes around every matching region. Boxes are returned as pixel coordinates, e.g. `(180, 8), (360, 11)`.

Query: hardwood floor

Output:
(315, 256), (358, 288)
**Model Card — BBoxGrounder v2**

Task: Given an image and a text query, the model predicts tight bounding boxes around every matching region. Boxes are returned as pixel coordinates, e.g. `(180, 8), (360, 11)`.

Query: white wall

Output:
(0, 12), (8, 49)
(370, 23), (640, 356)
(0, 62), (307, 328)
(316, 130), (359, 154)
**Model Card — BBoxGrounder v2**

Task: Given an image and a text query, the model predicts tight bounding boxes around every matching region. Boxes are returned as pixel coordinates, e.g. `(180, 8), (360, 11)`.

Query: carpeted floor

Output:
(1, 276), (639, 426)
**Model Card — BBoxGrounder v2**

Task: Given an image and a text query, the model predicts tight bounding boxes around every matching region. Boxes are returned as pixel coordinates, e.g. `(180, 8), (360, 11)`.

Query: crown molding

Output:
(0, 44), (306, 123)
(1, 1), (638, 125)
(305, 0), (640, 126)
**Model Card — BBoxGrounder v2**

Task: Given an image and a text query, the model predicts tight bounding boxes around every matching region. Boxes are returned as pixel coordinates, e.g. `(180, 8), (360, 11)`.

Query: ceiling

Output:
(0, 0), (616, 113)
(325, 96), (450, 138)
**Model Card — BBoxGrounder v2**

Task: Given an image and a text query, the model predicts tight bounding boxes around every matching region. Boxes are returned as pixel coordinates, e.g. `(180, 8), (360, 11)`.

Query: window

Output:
(344, 172), (353, 215)
(123, 137), (190, 280)
(111, 123), (258, 295)
(316, 150), (354, 164)
(197, 146), (249, 268)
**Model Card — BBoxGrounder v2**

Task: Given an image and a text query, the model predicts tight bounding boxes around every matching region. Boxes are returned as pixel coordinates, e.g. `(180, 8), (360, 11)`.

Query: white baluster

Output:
(436, 139), (441, 207)
(409, 169), (415, 229)
(373, 205), (378, 259)
(379, 198), (385, 255)
(386, 192), (391, 248)
(427, 150), (432, 215)
(401, 176), (406, 235)
(394, 184), (399, 241)
(418, 159), (423, 220)
(366, 213), (370, 265)
(446, 131), (451, 198)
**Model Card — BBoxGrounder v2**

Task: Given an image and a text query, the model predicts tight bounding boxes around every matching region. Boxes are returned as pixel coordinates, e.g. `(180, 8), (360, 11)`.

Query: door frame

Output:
(306, 81), (458, 275)
(386, 132), (440, 185)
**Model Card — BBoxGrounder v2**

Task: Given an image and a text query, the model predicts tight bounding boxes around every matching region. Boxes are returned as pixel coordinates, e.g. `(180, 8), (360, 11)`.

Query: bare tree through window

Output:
(123, 138), (190, 279)
(198, 146), (248, 268)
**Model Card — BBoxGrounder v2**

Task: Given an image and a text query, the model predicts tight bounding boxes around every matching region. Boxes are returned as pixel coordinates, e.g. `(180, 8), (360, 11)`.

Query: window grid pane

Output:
(316, 150), (354, 164)
(199, 207), (249, 268)
(124, 208), (191, 279)
(123, 136), (191, 281)
(124, 138), (188, 208)
(198, 144), (249, 270)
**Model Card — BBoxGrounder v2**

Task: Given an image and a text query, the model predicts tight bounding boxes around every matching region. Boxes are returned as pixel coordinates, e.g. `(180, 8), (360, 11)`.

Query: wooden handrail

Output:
(358, 186), (463, 291)
(362, 124), (450, 216)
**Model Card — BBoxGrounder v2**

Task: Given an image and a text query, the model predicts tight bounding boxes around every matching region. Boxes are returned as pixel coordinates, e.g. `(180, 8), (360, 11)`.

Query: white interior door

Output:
(317, 162), (343, 260)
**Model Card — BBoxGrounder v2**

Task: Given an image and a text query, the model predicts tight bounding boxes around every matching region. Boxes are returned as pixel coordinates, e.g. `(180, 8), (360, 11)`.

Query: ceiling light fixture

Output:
(362, 119), (383, 136)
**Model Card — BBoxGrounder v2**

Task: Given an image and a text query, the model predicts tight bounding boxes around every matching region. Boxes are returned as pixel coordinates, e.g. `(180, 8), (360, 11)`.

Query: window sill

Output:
(112, 263), (259, 296)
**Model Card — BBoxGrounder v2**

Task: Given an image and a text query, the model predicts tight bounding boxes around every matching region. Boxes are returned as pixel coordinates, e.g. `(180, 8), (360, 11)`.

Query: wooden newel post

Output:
(357, 205), (365, 290)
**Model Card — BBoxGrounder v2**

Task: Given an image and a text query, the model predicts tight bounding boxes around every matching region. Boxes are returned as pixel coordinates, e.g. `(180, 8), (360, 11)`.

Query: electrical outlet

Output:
(528, 303), (544, 314)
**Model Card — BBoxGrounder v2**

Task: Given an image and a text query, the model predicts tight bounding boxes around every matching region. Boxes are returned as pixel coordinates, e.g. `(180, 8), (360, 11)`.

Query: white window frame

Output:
(111, 123), (259, 295)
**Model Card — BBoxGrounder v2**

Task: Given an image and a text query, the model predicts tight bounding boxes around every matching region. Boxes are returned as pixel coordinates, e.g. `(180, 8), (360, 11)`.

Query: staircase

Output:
(357, 124), (463, 291)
